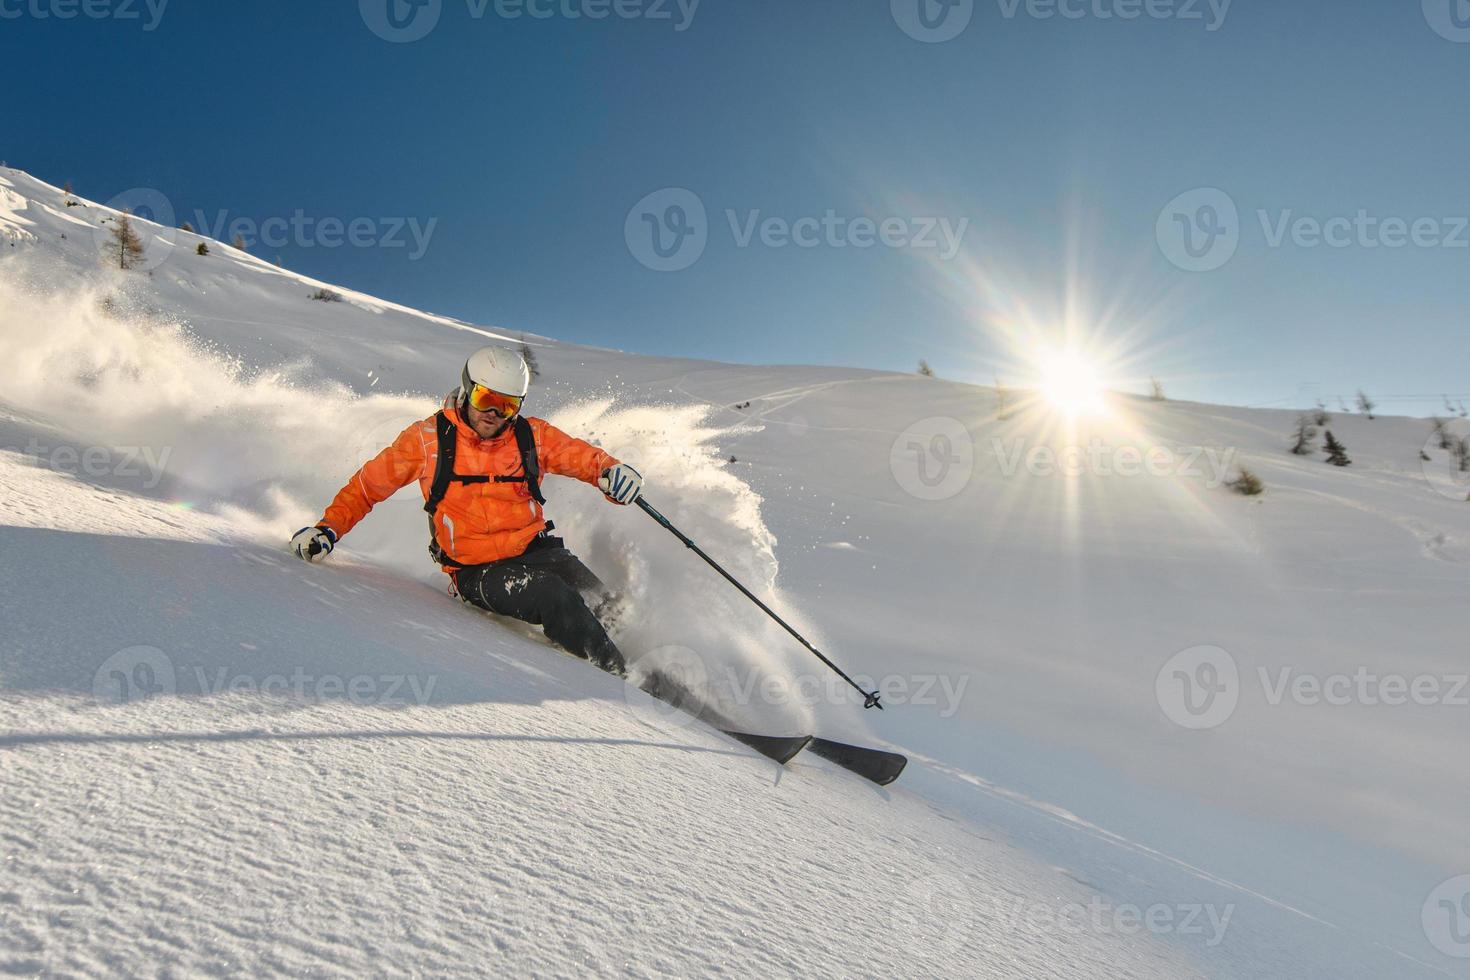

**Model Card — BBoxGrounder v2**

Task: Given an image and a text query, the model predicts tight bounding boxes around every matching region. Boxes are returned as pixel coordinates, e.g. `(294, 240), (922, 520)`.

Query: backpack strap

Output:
(510, 415), (545, 505)
(424, 411), (486, 516)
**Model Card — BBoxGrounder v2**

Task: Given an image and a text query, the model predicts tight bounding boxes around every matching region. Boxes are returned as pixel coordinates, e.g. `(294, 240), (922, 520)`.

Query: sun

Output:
(1038, 347), (1108, 417)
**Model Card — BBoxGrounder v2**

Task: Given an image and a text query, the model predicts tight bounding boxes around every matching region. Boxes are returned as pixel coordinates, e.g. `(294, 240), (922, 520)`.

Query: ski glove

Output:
(291, 525), (337, 562)
(599, 463), (643, 505)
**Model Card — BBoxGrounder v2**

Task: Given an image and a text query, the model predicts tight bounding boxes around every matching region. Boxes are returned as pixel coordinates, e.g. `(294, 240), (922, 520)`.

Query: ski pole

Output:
(636, 497), (884, 710)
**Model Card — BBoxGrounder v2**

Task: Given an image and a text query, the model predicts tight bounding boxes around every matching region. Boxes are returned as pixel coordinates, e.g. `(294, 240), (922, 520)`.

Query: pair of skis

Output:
(723, 730), (908, 786)
(639, 669), (907, 786)
(457, 598), (908, 784)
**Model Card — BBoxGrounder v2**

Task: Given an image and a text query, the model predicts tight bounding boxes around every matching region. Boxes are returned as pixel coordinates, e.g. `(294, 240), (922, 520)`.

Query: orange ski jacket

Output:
(318, 407), (617, 568)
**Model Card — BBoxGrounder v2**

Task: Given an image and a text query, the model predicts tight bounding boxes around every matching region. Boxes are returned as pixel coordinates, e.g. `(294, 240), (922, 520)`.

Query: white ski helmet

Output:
(460, 345), (531, 403)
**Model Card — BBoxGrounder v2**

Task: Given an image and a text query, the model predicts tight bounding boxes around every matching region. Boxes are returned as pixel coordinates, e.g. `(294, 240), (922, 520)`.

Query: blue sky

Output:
(4, 0), (1469, 414)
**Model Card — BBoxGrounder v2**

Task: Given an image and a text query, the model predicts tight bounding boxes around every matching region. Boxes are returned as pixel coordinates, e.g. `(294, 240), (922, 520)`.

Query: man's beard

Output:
(476, 417), (509, 439)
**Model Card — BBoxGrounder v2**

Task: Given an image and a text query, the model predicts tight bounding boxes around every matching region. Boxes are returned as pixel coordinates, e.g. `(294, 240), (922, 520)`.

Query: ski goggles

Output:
(466, 383), (524, 418)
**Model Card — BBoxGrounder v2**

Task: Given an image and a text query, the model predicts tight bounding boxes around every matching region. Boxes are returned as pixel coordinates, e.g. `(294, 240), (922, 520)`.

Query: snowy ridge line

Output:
(182, 310), (521, 347)
(5, 171), (516, 343)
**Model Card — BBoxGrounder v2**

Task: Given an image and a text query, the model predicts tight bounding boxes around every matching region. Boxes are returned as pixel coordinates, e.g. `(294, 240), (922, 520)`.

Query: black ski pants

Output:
(455, 535), (626, 674)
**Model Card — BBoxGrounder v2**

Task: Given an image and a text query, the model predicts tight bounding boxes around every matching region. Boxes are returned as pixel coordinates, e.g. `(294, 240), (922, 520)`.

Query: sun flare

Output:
(1038, 347), (1108, 417)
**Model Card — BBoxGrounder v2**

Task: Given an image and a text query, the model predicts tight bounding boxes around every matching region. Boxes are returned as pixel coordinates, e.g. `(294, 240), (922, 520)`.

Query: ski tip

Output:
(874, 755), (908, 786)
(808, 738), (908, 786)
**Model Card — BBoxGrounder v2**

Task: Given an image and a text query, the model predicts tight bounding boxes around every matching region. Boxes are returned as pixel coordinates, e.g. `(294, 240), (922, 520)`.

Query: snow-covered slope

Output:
(3, 167), (1468, 978)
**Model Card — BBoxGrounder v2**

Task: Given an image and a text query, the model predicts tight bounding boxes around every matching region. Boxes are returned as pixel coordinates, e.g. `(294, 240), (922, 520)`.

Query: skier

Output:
(290, 345), (644, 675)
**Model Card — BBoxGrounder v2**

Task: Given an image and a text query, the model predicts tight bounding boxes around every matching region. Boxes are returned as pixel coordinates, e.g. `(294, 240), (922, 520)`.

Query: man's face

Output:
(465, 400), (512, 440)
